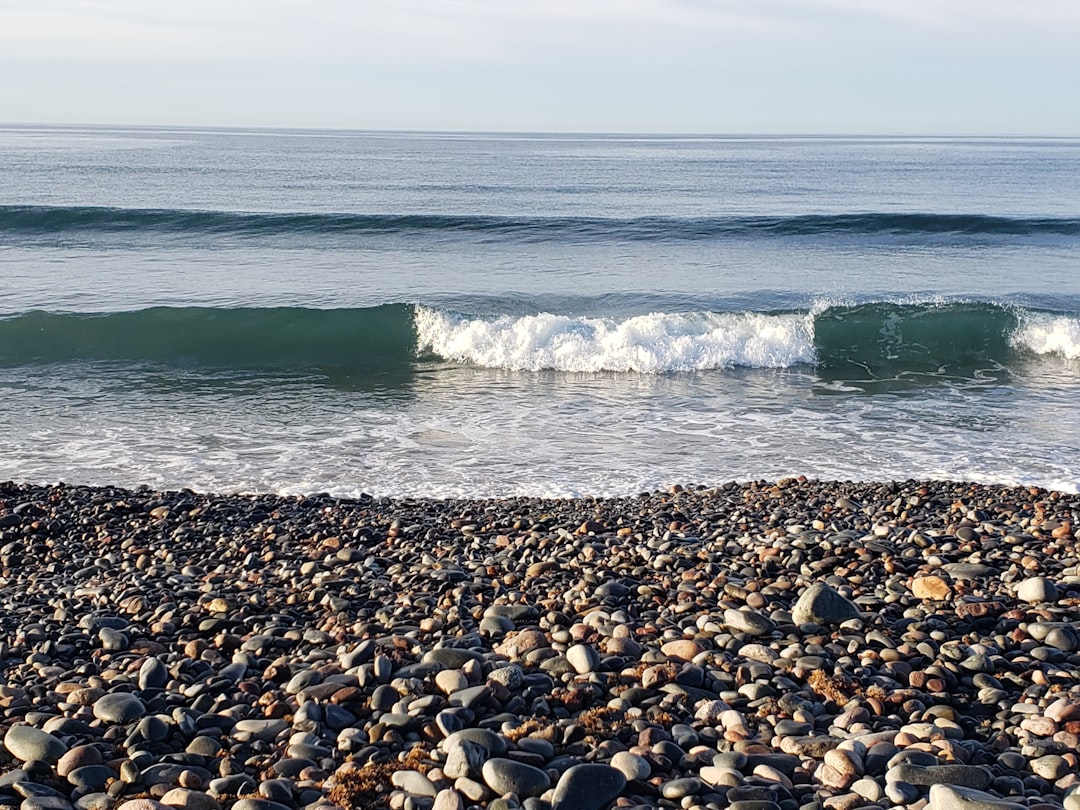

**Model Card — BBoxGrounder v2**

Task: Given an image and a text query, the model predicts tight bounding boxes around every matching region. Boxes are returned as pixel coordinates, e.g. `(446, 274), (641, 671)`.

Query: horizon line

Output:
(1, 121), (1078, 140)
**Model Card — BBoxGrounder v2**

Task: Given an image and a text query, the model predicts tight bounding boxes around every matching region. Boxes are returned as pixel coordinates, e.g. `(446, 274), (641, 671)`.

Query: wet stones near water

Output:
(1, 479), (1080, 810)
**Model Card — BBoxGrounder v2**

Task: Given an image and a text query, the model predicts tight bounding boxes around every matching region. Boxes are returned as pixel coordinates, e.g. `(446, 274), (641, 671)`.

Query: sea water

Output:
(1, 126), (1079, 497)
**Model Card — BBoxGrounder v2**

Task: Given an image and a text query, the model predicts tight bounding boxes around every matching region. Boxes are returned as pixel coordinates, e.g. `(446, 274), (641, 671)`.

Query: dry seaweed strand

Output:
(326, 745), (430, 810)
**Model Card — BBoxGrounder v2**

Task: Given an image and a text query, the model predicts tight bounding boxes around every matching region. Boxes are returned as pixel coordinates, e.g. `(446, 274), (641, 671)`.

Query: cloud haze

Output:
(1, 0), (1077, 133)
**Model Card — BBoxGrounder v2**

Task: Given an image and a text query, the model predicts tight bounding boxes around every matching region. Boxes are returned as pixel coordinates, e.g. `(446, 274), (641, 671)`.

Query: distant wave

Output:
(2, 204), (1079, 242)
(1, 301), (1078, 376)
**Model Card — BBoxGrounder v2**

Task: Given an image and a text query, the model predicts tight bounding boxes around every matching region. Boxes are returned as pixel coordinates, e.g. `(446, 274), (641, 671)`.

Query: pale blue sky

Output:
(2, 0), (1077, 134)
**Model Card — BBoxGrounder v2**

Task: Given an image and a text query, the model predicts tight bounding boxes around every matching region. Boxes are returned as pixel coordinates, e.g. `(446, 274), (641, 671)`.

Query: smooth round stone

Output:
(423, 648), (482, 668)
(75, 794), (115, 810)
(480, 616), (515, 635)
(433, 789), (465, 810)
(610, 751), (651, 782)
(928, 784), (1025, 810)
(58, 745), (103, 778)
(728, 802), (781, 810)
(566, 644), (600, 675)
(231, 801), (293, 810)
(551, 764), (626, 810)
(792, 583), (859, 625)
(208, 776), (257, 798)
(851, 778), (884, 802)
(135, 715), (170, 742)
(391, 770), (439, 797)
(232, 719), (288, 741)
(1044, 628), (1078, 652)
(443, 728), (509, 757)
(99, 627), (129, 650)
(435, 669), (468, 696)
(93, 693), (147, 724)
(1030, 755), (1070, 781)
(67, 765), (116, 793)
(116, 801), (167, 810)
(1016, 577), (1058, 604)
(444, 740), (491, 781)
(158, 788), (221, 810)
(186, 737), (223, 758)
(448, 684), (491, 709)
(138, 658), (169, 690)
(886, 782), (920, 805)
(4, 725), (68, 764)
(660, 777), (703, 800)
(481, 758), (551, 798)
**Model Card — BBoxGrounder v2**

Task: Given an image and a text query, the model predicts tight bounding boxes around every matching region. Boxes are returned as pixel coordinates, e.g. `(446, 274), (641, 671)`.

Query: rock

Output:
(93, 693), (146, 723)
(723, 608), (775, 636)
(1016, 577), (1058, 603)
(432, 789), (464, 810)
(4, 725), (68, 763)
(610, 751), (651, 782)
(660, 639), (702, 661)
(551, 764), (627, 810)
(928, 784), (1025, 810)
(158, 788), (221, 810)
(792, 583), (859, 625)
(566, 644), (600, 675)
(888, 764), (992, 790)
(481, 758), (551, 798)
(912, 576), (952, 601)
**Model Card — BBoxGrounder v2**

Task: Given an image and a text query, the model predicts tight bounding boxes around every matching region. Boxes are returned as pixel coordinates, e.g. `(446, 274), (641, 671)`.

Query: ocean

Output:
(2, 126), (1079, 498)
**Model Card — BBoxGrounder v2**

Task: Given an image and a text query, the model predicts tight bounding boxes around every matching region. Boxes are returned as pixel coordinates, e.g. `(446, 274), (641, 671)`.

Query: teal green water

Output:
(1, 127), (1079, 496)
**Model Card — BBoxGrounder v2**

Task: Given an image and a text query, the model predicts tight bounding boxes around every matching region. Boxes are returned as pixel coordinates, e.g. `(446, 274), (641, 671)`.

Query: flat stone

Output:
(23, 799), (76, 810)
(230, 801), (293, 810)
(157, 788), (221, 810)
(4, 725), (68, 763)
(888, 764), (992, 790)
(551, 764), (627, 810)
(928, 784), (1025, 810)
(660, 777), (704, 800)
(232, 719), (288, 741)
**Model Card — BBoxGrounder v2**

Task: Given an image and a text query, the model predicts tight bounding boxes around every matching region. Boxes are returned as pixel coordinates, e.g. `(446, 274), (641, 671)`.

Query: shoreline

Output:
(0, 478), (1078, 810)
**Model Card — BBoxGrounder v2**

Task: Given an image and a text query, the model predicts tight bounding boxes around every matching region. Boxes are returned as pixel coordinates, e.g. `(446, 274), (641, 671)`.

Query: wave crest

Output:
(415, 307), (815, 372)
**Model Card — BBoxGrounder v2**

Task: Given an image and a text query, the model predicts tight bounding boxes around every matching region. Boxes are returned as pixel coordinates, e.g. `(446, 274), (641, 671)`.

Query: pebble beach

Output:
(1, 478), (1079, 810)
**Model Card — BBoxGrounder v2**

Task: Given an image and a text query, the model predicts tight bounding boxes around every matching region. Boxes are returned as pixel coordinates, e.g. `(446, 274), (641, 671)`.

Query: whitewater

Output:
(2, 127), (1080, 497)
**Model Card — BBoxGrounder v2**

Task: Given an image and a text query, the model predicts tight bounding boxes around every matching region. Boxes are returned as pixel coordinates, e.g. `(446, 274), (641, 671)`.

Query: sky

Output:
(1, 0), (1078, 134)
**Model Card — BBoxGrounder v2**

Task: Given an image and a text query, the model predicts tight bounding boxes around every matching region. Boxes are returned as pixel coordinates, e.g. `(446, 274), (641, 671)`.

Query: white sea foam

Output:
(414, 306), (815, 372)
(1013, 312), (1080, 360)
